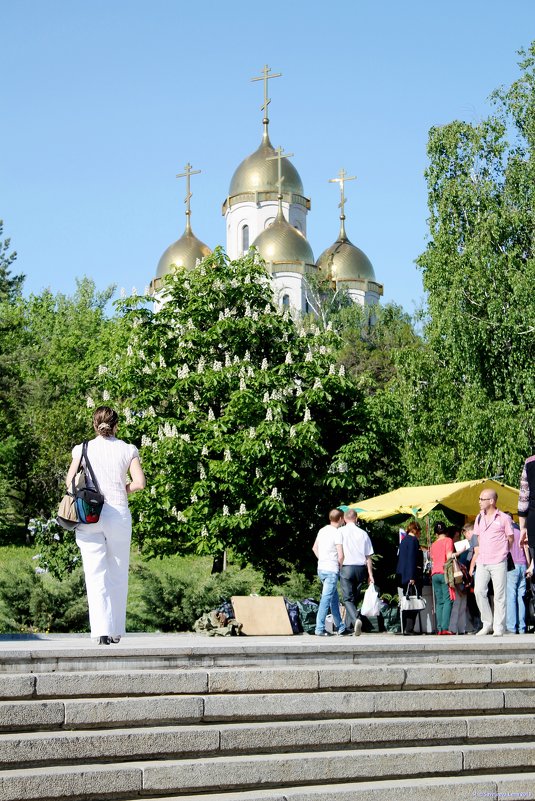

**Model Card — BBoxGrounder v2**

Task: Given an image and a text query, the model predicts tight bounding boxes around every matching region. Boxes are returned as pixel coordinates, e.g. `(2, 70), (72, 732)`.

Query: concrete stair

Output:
(0, 635), (535, 800)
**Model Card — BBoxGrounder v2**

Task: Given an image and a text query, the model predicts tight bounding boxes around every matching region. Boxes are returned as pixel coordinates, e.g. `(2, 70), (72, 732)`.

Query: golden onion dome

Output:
(252, 207), (314, 269)
(316, 219), (376, 283)
(228, 132), (304, 199)
(156, 222), (211, 279)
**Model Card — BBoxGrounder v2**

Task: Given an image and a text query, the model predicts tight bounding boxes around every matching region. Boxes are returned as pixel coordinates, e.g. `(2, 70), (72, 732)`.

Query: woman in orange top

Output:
(430, 521), (454, 634)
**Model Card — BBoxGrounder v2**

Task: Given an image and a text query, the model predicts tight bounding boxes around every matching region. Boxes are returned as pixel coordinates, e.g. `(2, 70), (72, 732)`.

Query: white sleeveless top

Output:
(72, 436), (139, 508)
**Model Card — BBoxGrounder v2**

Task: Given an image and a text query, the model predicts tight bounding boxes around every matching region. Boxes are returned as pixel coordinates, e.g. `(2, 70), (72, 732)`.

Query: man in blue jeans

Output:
(312, 509), (349, 636)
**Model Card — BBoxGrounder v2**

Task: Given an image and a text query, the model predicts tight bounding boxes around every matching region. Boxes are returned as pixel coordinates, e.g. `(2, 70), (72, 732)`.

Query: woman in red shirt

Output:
(430, 521), (454, 634)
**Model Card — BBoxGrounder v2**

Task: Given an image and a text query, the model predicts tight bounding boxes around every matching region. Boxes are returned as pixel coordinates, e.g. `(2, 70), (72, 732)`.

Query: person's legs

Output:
(488, 561), (507, 635)
(517, 565), (527, 633)
(101, 506), (132, 637)
(315, 571), (339, 634)
(432, 574), (444, 631)
(340, 565), (358, 630)
(474, 563), (493, 631)
(506, 566), (520, 632)
(76, 522), (113, 638)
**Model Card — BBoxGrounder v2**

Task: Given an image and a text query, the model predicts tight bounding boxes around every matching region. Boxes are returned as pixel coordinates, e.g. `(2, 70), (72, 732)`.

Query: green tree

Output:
(96, 249), (380, 578)
(12, 278), (117, 522)
(398, 44), (535, 485)
(0, 222), (26, 539)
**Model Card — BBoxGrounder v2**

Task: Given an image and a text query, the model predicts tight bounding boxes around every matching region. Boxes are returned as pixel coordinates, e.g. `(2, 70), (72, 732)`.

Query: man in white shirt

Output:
(312, 509), (349, 636)
(340, 508), (374, 636)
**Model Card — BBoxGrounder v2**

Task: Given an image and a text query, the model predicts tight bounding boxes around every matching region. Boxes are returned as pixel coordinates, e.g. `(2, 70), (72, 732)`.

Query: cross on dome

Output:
(176, 163), (201, 232)
(267, 145), (295, 216)
(329, 168), (356, 239)
(251, 64), (282, 140)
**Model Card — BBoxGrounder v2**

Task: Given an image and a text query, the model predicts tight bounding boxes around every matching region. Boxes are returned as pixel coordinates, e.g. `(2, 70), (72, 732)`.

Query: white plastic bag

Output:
(360, 583), (381, 617)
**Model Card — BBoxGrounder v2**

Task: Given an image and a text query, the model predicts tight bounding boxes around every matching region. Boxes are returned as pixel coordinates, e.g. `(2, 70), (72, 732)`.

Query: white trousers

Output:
(76, 504), (132, 638)
(474, 560), (507, 635)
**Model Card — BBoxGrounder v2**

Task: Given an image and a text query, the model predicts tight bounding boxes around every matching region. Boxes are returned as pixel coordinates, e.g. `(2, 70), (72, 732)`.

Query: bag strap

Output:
(405, 584), (420, 599)
(68, 450), (85, 497)
(82, 441), (102, 495)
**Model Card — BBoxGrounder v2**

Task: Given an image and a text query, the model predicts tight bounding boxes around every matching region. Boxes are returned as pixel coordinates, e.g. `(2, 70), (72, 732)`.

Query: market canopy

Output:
(349, 478), (519, 522)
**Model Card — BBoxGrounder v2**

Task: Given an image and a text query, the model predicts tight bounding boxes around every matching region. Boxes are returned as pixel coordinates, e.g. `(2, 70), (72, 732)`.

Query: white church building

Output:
(150, 66), (383, 312)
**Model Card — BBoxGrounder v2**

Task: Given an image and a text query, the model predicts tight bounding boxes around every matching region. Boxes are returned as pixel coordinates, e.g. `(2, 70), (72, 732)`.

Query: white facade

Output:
(225, 197), (307, 260)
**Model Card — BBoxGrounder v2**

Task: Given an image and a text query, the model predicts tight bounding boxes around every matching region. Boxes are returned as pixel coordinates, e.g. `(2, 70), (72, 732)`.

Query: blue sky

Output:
(1, 1), (533, 314)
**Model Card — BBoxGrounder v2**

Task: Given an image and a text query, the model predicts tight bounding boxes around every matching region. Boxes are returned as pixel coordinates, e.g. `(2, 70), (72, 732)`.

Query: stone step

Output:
(117, 773), (535, 801)
(1, 633), (535, 674)
(1, 743), (535, 801)
(3, 686), (535, 732)
(5, 662), (535, 700)
(0, 713), (533, 769)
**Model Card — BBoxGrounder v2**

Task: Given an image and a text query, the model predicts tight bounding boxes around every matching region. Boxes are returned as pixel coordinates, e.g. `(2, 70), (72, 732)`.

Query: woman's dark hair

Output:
(93, 406), (118, 437)
(406, 521), (421, 536)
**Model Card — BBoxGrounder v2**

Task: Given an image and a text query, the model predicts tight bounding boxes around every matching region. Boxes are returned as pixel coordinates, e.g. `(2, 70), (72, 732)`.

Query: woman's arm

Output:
(65, 456), (80, 488)
(126, 457), (146, 494)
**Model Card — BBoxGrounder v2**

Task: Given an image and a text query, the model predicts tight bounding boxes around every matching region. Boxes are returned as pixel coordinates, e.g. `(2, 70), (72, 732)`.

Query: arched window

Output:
(282, 294), (290, 308)
(242, 225), (249, 252)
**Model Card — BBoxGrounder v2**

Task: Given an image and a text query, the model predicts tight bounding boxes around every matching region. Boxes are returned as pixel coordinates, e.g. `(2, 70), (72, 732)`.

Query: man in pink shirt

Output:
(473, 489), (514, 637)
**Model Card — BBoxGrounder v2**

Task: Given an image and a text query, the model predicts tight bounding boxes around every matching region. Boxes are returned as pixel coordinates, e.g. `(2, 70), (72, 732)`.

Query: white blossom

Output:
(304, 407), (311, 423)
(176, 510), (186, 522)
(225, 353), (232, 368)
(266, 408), (273, 421)
(142, 365), (151, 374)
(131, 286), (137, 296)
(98, 365), (108, 375)
(201, 445), (209, 456)
(244, 350), (250, 362)
(150, 485), (157, 496)
(213, 360), (222, 372)
(265, 439), (272, 450)
(208, 408), (215, 422)
(138, 350), (146, 360)
(180, 433), (191, 442)
(289, 425), (296, 438)
(338, 365), (345, 377)
(271, 487), (278, 499)
(223, 505), (230, 516)
(188, 401), (195, 412)
(295, 385), (303, 396)
(150, 361), (157, 371)
(261, 358), (268, 371)
(305, 351), (313, 363)
(313, 378), (322, 390)
(147, 406), (156, 417)
(224, 449), (231, 462)
(240, 377), (246, 391)
(255, 467), (262, 479)
(263, 392), (270, 403)
(144, 285), (150, 296)
(124, 408), (133, 424)
(199, 466), (206, 480)
(127, 345), (133, 357)
(329, 364), (336, 375)
(201, 526), (208, 538)
(193, 390), (200, 401)
(239, 503), (246, 515)
(264, 303), (271, 314)
(120, 287), (126, 298)
(285, 352), (293, 364)
(244, 304), (251, 317)
(191, 493), (198, 503)
(252, 311), (259, 321)
(86, 396), (95, 409)
(197, 356), (205, 374)
(319, 345), (327, 355)
(249, 427), (256, 438)
(159, 355), (166, 368)
(141, 434), (153, 449)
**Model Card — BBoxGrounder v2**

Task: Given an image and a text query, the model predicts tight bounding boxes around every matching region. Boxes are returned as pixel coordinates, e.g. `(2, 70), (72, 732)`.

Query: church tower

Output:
(316, 169), (383, 305)
(150, 163), (211, 296)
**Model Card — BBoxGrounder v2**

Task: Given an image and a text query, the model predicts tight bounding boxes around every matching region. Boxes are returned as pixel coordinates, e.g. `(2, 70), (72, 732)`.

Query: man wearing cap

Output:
(312, 509), (349, 636)
(339, 509), (374, 636)
(473, 489), (514, 637)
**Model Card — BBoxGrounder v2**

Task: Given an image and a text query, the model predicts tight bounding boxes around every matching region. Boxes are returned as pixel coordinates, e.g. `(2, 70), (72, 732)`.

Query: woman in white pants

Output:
(66, 406), (146, 644)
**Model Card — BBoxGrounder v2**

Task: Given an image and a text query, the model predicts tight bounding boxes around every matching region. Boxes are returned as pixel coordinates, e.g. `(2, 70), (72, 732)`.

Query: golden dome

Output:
(228, 132), (304, 199)
(252, 208), (315, 270)
(316, 220), (376, 283)
(156, 223), (211, 279)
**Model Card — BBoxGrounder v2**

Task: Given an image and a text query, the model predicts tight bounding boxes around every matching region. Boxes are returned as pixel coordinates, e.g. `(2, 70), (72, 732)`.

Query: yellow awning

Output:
(349, 478), (519, 522)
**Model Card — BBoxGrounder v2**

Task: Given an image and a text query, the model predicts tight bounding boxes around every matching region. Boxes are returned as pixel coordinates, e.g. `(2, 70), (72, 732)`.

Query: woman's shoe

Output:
(98, 636), (111, 645)
(110, 636), (121, 644)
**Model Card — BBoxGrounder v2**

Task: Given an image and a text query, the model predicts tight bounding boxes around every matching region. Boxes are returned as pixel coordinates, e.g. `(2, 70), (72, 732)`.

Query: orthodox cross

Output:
(251, 64), (282, 126)
(329, 168), (356, 219)
(176, 163), (201, 230)
(267, 145), (294, 199)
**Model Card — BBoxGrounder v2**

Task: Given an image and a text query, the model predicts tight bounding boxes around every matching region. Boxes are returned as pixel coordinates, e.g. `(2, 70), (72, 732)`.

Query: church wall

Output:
(226, 200), (307, 259)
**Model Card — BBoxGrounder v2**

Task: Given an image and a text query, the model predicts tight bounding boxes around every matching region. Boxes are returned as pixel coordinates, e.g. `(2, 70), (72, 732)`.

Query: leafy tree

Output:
(7, 279), (117, 524)
(397, 44), (535, 485)
(96, 248), (381, 578)
(0, 222), (26, 539)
